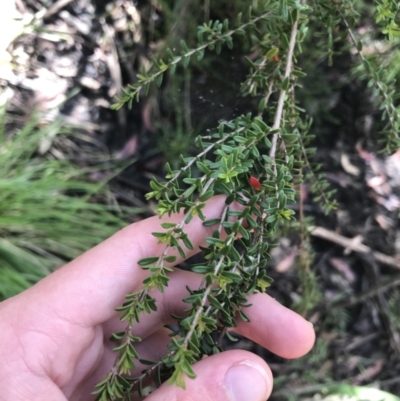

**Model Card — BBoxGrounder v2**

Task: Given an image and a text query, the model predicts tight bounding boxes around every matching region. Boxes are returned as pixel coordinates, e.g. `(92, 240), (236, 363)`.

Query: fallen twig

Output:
(361, 254), (400, 357)
(330, 275), (400, 309)
(309, 226), (400, 269)
(43, 0), (74, 19)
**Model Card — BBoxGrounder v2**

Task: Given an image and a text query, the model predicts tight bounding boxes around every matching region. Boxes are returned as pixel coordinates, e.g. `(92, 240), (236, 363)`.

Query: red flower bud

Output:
(273, 54), (279, 63)
(249, 176), (262, 191)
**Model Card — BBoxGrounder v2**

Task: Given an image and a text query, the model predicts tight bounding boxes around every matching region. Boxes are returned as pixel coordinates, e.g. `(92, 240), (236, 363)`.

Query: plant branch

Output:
(338, 8), (400, 150)
(269, 12), (300, 159)
(160, 127), (244, 193)
(114, 10), (273, 108)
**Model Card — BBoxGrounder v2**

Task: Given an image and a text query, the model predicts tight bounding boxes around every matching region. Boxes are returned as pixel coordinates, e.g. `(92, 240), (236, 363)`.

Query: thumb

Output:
(145, 350), (273, 401)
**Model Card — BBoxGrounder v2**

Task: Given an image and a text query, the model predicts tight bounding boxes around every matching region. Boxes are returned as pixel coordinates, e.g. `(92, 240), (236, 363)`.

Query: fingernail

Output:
(224, 360), (271, 401)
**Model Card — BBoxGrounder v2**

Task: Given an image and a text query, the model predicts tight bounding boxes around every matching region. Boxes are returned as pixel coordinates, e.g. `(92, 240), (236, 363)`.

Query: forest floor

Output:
(2, 0), (400, 399)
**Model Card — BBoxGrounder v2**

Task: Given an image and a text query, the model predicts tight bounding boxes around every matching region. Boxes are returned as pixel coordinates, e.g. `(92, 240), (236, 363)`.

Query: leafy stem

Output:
(112, 10), (273, 110)
(338, 7), (400, 152)
(270, 8), (300, 161)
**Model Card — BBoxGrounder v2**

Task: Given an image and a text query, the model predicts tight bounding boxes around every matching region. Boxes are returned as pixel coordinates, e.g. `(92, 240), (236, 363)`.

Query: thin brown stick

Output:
(43, 0), (74, 19)
(361, 254), (400, 357)
(330, 275), (400, 309)
(309, 226), (400, 269)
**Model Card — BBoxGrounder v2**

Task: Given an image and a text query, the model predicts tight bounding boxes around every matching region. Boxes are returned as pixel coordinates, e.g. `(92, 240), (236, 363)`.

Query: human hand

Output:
(0, 196), (315, 401)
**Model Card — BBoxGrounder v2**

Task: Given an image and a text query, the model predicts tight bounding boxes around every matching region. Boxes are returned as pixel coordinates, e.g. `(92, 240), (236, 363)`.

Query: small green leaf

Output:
(161, 222), (176, 229)
(208, 294), (223, 309)
(181, 235), (194, 250)
(138, 257), (159, 266)
(203, 218), (221, 227)
(239, 310), (250, 322)
(183, 186), (196, 198)
(226, 331), (239, 342)
(199, 190), (214, 201)
(281, 77), (290, 91)
(266, 47), (279, 58)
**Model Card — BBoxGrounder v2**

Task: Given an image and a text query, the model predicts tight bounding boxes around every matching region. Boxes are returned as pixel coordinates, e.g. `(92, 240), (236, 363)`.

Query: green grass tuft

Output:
(0, 108), (141, 300)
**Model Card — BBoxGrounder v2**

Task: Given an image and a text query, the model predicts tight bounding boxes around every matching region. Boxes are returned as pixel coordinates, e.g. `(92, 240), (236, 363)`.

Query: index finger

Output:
(18, 196), (242, 326)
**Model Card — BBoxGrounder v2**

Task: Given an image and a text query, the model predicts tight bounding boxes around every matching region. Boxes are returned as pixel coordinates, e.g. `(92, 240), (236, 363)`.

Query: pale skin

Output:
(0, 196), (315, 401)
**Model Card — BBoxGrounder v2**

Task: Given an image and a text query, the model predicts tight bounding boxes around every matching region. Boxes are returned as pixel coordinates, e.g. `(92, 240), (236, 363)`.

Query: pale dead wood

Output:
(309, 226), (400, 269)
(43, 0), (74, 19)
